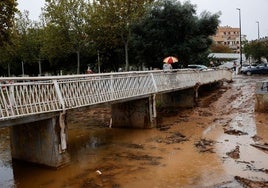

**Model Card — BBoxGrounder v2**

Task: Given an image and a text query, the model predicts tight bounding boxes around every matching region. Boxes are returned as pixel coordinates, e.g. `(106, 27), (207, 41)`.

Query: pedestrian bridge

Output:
(0, 69), (231, 123)
(0, 69), (232, 167)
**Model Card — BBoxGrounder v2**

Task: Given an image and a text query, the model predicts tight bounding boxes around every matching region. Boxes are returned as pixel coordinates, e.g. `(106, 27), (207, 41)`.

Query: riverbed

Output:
(0, 75), (268, 188)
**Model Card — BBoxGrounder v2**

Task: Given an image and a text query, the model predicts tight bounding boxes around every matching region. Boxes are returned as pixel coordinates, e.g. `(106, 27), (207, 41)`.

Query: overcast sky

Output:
(17, 0), (268, 41)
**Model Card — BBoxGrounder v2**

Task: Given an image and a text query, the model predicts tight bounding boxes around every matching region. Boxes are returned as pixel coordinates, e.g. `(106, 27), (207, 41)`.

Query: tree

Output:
(131, 0), (220, 68)
(43, 0), (88, 74)
(0, 30), (20, 76)
(244, 40), (268, 63)
(1, 10), (50, 76)
(16, 11), (43, 65)
(88, 0), (154, 71)
(0, 0), (17, 45)
(210, 43), (233, 53)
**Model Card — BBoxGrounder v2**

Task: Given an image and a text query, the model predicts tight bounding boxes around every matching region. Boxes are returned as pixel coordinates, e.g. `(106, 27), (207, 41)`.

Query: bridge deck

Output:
(0, 69), (232, 124)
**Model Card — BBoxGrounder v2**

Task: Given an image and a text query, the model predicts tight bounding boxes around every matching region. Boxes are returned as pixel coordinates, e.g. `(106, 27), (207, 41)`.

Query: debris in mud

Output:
(213, 118), (231, 127)
(157, 125), (171, 131)
(235, 176), (268, 188)
(158, 108), (179, 117)
(258, 168), (268, 174)
(194, 138), (215, 153)
(116, 152), (162, 165)
(96, 170), (102, 175)
(226, 146), (240, 159)
(236, 160), (251, 165)
(82, 178), (102, 188)
(82, 177), (120, 188)
(156, 132), (188, 144)
(223, 128), (248, 136)
(121, 143), (144, 150)
(198, 110), (213, 117)
(251, 135), (263, 142)
(250, 143), (268, 151)
(246, 165), (268, 174)
(211, 180), (235, 187)
(177, 114), (190, 122)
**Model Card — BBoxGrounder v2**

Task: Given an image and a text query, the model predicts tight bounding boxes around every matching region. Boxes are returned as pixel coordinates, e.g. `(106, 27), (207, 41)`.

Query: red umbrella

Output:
(163, 56), (178, 64)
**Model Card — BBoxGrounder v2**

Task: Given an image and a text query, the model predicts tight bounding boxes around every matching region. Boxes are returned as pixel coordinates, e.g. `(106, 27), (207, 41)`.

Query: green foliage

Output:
(0, 31), (20, 75)
(16, 11), (43, 64)
(87, 0), (154, 71)
(0, 0), (222, 76)
(210, 43), (233, 53)
(131, 0), (220, 68)
(244, 40), (268, 62)
(0, 0), (17, 45)
(43, 0), (89, 73)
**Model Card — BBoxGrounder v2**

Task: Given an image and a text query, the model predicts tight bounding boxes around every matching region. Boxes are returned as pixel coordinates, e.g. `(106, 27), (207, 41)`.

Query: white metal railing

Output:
(0, 69), (232, 121)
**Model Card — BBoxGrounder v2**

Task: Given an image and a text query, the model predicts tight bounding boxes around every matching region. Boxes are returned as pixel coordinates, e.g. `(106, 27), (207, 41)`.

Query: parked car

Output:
(240, 64), (256, 74)
(242, 63), (268, 75)
(187, 64), (208, 71)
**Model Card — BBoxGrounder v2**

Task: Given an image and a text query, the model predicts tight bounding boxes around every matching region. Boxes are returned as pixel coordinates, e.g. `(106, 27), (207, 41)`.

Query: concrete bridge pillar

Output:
(10, 112), (70, 168)
(111, 95), (157, 128)
(157, 88), (197, 108)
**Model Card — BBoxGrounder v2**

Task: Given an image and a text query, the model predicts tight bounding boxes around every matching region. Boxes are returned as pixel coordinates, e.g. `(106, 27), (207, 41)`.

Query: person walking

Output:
(233, 61), (237, 74)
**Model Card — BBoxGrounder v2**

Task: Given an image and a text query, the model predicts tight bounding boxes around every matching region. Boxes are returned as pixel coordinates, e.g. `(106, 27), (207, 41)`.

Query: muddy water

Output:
(0, 75), (268, 188)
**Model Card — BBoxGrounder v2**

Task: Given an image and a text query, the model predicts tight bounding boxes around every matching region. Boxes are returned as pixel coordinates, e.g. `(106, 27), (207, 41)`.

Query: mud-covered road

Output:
(0, 75), (268, 188)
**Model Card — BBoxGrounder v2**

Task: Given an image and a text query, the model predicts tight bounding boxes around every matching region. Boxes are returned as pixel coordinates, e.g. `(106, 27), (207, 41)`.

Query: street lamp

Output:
(236, 8), (242, 67)
(256, 21), (260, 40)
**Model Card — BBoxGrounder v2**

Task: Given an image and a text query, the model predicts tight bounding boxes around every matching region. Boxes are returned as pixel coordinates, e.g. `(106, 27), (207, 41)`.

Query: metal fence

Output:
(0, 69), (232, 121)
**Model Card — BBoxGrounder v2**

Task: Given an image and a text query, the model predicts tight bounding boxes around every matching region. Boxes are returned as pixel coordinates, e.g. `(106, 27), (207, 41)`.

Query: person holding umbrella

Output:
(163, 56), (178, 71)
(163, 62), (173, 71)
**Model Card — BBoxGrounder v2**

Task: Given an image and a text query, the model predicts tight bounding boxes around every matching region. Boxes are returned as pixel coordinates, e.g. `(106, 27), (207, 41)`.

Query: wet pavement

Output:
(0, 75), (268, 188)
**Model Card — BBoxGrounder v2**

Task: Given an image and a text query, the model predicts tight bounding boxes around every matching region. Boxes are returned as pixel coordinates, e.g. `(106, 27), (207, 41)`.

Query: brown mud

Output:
(0, 75), (268, 188)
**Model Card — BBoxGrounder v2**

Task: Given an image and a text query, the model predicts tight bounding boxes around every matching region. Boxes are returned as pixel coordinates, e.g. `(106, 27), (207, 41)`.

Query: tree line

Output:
(0, 0), (221, 76)
(244, 39), (268, 63)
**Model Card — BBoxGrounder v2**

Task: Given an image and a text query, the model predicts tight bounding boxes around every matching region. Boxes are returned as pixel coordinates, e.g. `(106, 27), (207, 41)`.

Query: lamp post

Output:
(256, 21), (260, 40)
(236, 8), (242, 67)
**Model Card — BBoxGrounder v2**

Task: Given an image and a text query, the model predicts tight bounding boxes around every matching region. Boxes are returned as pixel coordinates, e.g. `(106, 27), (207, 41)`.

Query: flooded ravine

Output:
(1, 75), (268, 188)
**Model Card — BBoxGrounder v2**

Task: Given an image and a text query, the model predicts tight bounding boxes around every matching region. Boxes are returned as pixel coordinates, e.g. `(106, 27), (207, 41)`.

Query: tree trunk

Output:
(124, 41), (129, 71)
(77, 51), (80, 74)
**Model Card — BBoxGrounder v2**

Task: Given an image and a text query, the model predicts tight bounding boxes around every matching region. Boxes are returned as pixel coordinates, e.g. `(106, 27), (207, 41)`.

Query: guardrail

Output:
(0, 69), (232, 121)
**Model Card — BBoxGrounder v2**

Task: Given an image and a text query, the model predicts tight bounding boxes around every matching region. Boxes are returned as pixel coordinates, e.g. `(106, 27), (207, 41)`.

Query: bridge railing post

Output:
(150, 73), (158, 92)
(53, 80), (65, 111)
(110, 75), (115, 100)
(52, 80), (67, 152)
